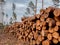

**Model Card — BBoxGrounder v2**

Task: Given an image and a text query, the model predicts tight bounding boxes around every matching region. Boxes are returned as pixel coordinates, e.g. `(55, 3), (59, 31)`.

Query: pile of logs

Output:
(4, 7), (60, 45)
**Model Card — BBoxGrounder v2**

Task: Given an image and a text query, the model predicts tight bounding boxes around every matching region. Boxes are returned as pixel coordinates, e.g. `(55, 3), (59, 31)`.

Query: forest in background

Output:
(0, 0), (60, 29)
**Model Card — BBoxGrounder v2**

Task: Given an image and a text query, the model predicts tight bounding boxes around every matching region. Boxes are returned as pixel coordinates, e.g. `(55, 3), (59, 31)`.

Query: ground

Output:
(0, 29), (24, 45)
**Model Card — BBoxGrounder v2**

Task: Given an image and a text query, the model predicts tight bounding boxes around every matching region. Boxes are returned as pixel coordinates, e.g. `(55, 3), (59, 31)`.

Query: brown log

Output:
(41, 30), (45, 36)
(46, 18), (56, 27)
(17, 35), (22, 40)
(58, 36), (60, 42)
(25, 37), (29, 42)
(28, 34), (32, 39)
(21, 16), (28, 21)
(23, 36), (26, 42)
(52, 32), (59, 39)
(35, 14), (41, 19)
(48, 19), (56, 27)
(43, 13), (49, 18)
(40, 22), (43, 27)
(32, 40), (36, 45)
(26, 30), (30, 33)
(46, 18), (52, 23)
(54, 17), (60, 21)
(56, 21), (60, 26)
(53, 26), (59, 31)
(30, 40), (33, 45)
(40, 16), (45, 21)
(32, 23), (36, 30)
(40, 9), (45, 15)
(49, 28), (54, 33)
(36, 26), (41, 30)
(36, 20), (41, 30)
(53, 9), (60, 17)
(47, 33), (52, 40)
(22, 19), (28, 23)
(42, 21), (47, 26)
(53, 38), (58, 44)
(30, 32), (33, 36)
(37, 35), (44, 42)
(45, 7), (55, 13)
(36, 20), (40, 26)
(34, 32), (38, 40)
(36, 39), (40, 45)
(42, 40), (50, 45)
(42, 26), (46, 30)
(25, 31), (28, 37)
(44, 30), (49, 36)
(29, 22), (33, 26)
(19, 28), (24, 32)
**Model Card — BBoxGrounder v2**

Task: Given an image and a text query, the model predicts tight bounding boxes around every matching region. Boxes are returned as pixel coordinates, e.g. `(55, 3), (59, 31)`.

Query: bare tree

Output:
(6, 14), (8, 25)
(24, 0), (38, 16)
(12, 3), (15, 12)
(42, 0), (44, 9)
(12, 3), (17, 22)
(0, 0), (5, 24)
(24, 1), (35, 16)
(34, 0), (37, 15)
(52, 0), (60, 7)
(9, 17), (13, 24)
(13, 11), (17, 22)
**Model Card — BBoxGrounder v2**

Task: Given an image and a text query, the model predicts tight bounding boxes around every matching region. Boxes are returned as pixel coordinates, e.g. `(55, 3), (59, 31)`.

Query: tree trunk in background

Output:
(42, 0), (43, 9)
(12, 3), (17, 23)
(0, 1), (4, 25)
(35, 0), (37, 15)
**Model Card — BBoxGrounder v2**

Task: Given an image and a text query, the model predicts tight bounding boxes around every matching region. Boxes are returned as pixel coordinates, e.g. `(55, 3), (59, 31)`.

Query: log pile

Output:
(4, 7), (60, 45)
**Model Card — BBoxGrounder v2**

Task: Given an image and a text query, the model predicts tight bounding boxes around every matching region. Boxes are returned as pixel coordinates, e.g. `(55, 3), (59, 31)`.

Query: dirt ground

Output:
(0, 29), (25, 45)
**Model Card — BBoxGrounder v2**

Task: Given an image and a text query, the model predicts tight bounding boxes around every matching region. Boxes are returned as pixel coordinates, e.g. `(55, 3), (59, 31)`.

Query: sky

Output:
(3, 0), (54, 24)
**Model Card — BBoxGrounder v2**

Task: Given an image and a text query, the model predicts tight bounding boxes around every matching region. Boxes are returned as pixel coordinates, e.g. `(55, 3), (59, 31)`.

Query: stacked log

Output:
(4, 7), (60, 45)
